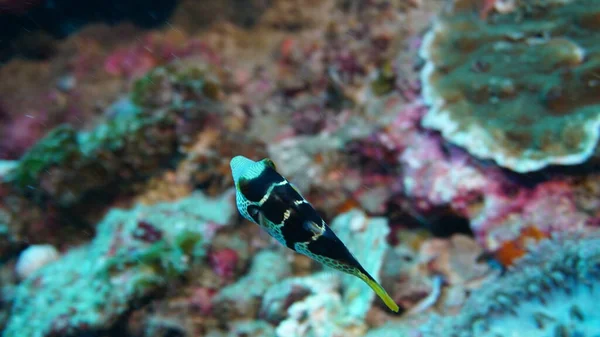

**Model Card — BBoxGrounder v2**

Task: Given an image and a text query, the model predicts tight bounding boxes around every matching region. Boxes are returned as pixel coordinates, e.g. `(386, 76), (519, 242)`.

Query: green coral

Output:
(420, 0), (600, 172)
(2, 191), (234, 337)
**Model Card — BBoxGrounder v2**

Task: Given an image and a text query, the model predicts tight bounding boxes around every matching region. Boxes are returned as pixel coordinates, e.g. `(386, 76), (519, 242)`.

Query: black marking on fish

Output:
(279, 212), (315, 249)
(239, 167), (284, 203)
(260, 196), (289, 224)
(306, 227), (362, 268)
(260, 183), (306, 222)
(294, 202), (323, 227)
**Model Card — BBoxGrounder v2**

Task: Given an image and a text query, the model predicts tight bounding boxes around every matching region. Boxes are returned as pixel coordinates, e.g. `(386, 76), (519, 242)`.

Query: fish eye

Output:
(263, 158), (277, 170)
(247, 206), (261, 221)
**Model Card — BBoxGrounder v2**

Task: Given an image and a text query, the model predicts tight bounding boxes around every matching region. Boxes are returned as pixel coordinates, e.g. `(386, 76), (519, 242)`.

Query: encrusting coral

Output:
(420, 0), (600, 172)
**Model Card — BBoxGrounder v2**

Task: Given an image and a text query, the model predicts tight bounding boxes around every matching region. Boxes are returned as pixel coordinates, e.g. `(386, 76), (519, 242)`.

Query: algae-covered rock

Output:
(7, 125), (80, 192)
(6, 61), (223, 207)
(420, 0), (600, 172)
(131, 60), (221, 110)
(2, 191), (234, 337)
(6, 111), (178, 206)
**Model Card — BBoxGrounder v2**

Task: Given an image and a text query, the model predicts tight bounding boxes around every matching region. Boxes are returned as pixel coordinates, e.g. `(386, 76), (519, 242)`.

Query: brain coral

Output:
(419, 0), (600, 172)
(420, 230), (600, 337)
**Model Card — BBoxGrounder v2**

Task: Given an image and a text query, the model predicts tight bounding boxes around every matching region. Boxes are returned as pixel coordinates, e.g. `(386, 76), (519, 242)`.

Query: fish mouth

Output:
(230, 155), (256, 183)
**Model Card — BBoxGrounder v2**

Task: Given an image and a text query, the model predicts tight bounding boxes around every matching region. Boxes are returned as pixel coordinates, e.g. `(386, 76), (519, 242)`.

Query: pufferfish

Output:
(230, 155), (399, 313)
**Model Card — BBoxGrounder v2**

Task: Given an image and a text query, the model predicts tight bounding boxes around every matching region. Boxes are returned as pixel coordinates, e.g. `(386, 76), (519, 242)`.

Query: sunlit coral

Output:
(420, 0), (600, 172)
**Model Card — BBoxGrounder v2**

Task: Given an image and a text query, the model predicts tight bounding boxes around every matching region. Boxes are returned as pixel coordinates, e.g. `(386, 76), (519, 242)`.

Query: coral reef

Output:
(3, 0), (600, 337)
(3, 191), (234, 337)
(420, 0), (600, 172)
(6, 61), (222, 207)
(375, 99), (597, 250)
(205, 319), (276, 337)
(420, 230), (600, 337)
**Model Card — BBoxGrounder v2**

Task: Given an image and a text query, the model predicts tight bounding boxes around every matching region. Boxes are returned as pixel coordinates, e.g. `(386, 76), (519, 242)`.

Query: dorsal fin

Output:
(303, 221), (325, 236)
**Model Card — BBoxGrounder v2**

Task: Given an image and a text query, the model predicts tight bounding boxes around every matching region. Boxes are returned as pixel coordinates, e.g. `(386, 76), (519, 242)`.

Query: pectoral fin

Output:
(303, 221), (325, 239)
(257, 211), (268, 228)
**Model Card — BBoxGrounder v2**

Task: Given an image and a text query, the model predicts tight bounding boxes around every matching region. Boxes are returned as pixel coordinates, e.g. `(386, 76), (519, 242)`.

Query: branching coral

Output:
(420, 230), (600, 337)
(420, 0), (600, 172)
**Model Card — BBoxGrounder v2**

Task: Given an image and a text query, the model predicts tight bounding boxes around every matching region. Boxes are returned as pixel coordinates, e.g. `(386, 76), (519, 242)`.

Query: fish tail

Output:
(357, 271), (399, 313)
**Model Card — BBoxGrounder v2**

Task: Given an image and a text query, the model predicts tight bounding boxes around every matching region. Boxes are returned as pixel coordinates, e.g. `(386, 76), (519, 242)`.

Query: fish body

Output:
(230, 155), (399, 313)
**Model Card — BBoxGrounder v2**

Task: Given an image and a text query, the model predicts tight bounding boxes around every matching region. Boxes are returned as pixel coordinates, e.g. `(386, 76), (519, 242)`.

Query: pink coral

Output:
(103, 31), (220, 79)
(0, 112), (47, 159)
(473, 180), (589, 250)
(208, 248), (239, 281)
(290, 102), (326, 135)
(104, 48), (157, 78)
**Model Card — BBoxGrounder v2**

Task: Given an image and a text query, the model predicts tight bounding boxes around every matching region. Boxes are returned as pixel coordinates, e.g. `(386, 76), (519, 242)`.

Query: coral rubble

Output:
(420, 0), (600, 172)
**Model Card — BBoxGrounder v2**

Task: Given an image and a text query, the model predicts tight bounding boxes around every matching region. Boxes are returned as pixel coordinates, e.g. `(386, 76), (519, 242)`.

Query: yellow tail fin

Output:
(358, 272), (399, 313)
